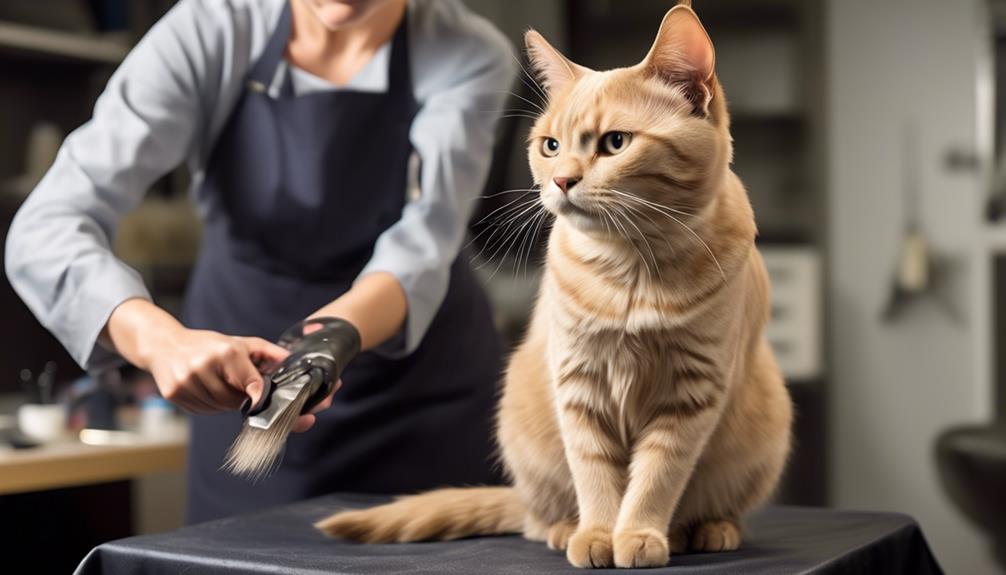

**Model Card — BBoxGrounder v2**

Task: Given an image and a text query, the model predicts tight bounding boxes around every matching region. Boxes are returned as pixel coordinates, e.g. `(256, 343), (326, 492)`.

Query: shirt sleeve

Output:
(4, 0), (226, 370)
(356, 7), (516, 357)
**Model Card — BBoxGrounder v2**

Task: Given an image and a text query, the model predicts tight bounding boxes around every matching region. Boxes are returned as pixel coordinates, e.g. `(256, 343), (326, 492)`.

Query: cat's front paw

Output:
(566, 525), (613, 568)
(690, 519), (741, 552)
(613, 527), (670, 568)
(547, 519), (577, 551)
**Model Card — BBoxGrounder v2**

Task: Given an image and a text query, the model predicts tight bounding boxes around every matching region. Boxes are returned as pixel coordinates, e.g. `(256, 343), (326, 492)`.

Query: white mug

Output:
(18, 404), (67, 443)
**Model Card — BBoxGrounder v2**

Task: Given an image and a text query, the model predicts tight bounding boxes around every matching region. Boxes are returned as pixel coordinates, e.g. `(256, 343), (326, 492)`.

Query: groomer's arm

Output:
(105, 300), (322, 432)
(5, 0), (213, 374)
(309, 12), (516, 356)
(104, 300), (288, 413)
(309, 272), (407, 350)
(5, 0), (307, 423)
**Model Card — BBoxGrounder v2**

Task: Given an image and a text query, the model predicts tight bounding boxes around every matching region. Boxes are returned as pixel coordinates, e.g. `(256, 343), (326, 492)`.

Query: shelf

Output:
(0, 20), (128, 64)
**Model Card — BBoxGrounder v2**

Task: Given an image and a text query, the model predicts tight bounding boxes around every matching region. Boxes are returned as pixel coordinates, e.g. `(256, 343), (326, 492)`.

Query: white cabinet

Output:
(762, 247), (822, 381)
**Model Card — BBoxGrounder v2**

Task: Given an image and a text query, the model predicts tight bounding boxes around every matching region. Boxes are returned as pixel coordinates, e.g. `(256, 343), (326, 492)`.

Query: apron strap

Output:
(249, 1), (294, 88)
(386, 8), (413, 96)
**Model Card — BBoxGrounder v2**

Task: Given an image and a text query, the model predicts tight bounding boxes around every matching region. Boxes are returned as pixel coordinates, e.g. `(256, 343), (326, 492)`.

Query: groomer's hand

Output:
(103, 299), (292, 415)
(145, 329), (289, 414)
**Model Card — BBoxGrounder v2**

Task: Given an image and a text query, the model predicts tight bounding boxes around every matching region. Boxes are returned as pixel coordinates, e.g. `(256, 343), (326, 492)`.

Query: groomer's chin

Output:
(299, 0), (398, 30)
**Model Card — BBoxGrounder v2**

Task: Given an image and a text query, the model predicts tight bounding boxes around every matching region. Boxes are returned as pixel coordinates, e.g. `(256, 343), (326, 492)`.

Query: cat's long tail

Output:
(314, 486), (525, 543)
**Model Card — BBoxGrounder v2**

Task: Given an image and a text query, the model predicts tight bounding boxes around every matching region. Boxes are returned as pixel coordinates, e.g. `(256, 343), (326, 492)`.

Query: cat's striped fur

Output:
(316, 2), (792, 569)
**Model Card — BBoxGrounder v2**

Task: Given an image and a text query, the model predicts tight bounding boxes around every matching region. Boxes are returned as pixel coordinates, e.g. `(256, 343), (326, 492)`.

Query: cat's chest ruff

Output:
(551, 328), (727, 419)
(561, 328), (708, 367)
(547, 269), (718, 335)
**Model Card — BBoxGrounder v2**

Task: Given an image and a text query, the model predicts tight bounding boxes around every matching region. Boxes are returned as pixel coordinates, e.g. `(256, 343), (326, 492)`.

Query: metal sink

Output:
(935, 423), (1006, 568)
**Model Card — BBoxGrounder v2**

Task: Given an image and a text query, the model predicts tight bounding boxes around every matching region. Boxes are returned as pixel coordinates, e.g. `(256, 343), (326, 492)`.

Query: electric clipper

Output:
(223, 317), (360, 480)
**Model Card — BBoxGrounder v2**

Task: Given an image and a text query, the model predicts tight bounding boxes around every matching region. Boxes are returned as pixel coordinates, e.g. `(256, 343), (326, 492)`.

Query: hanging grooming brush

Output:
(880, 122), (960, 323)
(223, 317), (360, 480)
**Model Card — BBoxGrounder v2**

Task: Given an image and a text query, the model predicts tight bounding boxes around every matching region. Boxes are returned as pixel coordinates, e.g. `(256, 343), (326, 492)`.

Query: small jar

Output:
(139, 397), (176, 438)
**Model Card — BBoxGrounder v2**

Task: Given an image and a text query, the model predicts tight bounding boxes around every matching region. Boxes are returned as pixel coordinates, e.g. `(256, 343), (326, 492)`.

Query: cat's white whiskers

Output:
(607, 188), (699, 219)
(611, 204), (663, 282)
(509, 51), (550, 105)
(500, 108), (541, 116)
(476, 198), (544, 274)
(644, 207), (726, 282)
(475, 199), (540, 257)
(607, 188), (726, 282)
(525, 208), (551, 278)
(475, 108), (539, 119)
(475, 187), (540, 201)
(598, 204), (653, 283)
(512, 206), (540, 282)
(608, 197), (676, 257)
(519, 208), (549, 281)
(468, 196), (540, 258)
(611, 206), (662, 282)
(472, 188), (539, 202)
(607, 188), (697, 218)
(470, 191), (536, 228)
(502, 90), (546, 115)
(500, 112), (541, 121)
(485, 204), (546, 281)
(466, 199), (535, 253)
(526, 208), (550, 279)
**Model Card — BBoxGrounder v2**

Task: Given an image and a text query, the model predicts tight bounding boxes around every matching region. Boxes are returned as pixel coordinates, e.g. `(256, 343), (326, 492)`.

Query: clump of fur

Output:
(317, 3), (792, 569)
(223, 384), (310, 481)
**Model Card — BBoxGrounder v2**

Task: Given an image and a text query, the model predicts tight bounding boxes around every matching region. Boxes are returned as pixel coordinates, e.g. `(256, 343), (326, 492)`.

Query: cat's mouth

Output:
(551, 195), (611, 233)
(554, 196), (596, 219)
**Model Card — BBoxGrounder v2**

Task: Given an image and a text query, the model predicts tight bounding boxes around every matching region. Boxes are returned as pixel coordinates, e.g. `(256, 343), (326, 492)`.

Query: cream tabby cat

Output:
(316, 2), (792, 569)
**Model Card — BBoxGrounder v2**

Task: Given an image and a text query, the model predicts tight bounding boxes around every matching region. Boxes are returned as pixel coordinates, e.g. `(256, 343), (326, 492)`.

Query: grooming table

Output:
(74, 493), (943, 574)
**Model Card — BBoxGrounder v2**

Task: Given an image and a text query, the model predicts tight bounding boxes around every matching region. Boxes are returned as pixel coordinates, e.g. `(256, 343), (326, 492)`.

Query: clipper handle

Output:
(242, 317), (361, 418)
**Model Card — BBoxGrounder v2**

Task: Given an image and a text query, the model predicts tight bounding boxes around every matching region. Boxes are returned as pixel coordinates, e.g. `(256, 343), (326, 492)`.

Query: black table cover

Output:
(75, 493), (943, 574)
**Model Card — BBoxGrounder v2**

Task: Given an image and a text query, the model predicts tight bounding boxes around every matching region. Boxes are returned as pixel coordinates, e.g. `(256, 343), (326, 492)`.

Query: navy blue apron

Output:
(181, 4), (502, 523)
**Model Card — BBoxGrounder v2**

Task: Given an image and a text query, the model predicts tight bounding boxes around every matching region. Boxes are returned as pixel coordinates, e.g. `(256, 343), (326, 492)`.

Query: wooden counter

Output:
(0, 427), (187, 495)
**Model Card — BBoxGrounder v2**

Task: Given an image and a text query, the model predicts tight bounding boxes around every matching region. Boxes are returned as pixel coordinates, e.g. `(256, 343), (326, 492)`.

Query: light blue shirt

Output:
(4, 0), (515, 370)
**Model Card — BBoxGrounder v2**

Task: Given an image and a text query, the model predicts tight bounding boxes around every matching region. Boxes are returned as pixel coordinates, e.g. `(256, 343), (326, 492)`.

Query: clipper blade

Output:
(222, 382), (312, 481)
(222, 317), (361, 481)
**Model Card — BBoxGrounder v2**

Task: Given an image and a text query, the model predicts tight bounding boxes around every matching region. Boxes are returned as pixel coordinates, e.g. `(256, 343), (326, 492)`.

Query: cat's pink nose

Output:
(553, 177), (580, 193)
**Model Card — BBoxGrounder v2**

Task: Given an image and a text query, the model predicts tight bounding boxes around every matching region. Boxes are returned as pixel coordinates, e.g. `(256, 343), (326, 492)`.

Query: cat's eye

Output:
(600, 131), (631, 155)
(541, 137), (561, 157)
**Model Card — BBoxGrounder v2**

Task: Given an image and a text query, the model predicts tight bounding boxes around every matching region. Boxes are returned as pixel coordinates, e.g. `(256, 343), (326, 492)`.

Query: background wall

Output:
(2, 0), (1002, 571)
(827, 0), (1000, 573)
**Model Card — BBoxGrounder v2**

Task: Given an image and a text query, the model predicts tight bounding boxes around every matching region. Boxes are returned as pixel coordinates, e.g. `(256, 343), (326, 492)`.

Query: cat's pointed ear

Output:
(643, 5), (716, 115)
(525, 30), (588, 95)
